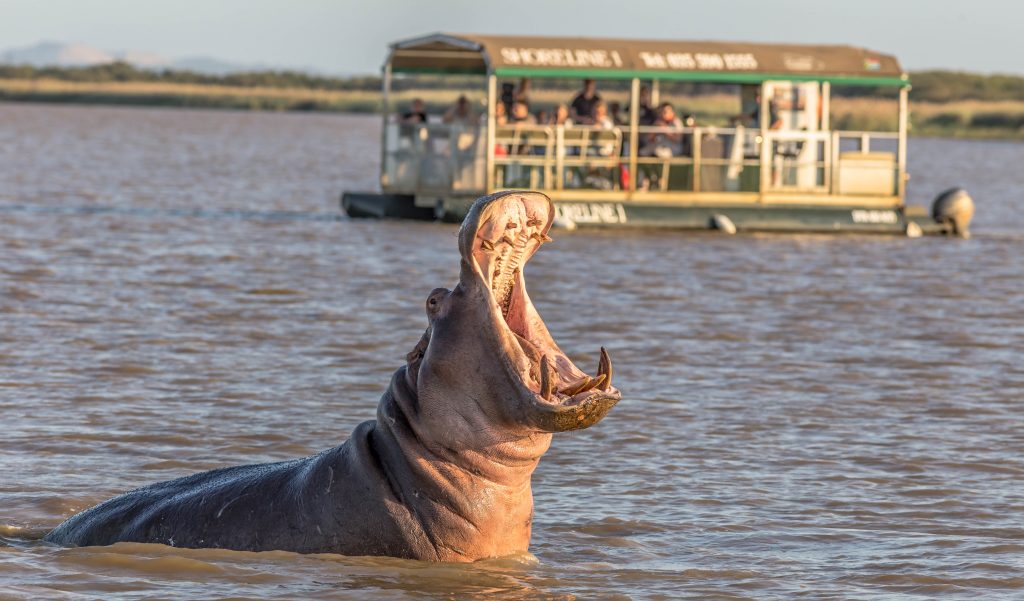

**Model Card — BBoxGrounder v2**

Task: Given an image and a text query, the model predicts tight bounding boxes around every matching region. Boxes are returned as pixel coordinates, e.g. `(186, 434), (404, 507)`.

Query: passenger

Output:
(535, 109), (549, 125)
(508, 100), (537, 156)
(569, 79), (601, 125)
(609, 101), (627, 126)
(514, 78), (531, 108)
(590, 100), (616, 157)
(551, 104), (574, 127)
(500, 82), (516, 116)
(444, 95), (478, 155)
(580, 100), (618, 190)
(630, 85), (657, 126)
(733, 92), (782, 129)
(641, 102), (683, 158)
(509, 100), (537, 125)
(591, 100), (613, 129)
(639, 87), (657, 125)
(631, 86), (658, 156)
(399, 98), (428, 124)
(493, 101), (508, 126)
(491, 102), (509, 158)
(442, 95), (475, 125)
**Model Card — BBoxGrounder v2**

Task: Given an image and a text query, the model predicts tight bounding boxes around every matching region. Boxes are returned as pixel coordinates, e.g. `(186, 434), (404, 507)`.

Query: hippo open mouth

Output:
(457, 191), (620, 431)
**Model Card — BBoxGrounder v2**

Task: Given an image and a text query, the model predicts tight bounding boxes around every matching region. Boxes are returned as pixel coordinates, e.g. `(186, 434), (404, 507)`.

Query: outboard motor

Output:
(931, 187), (974, 238)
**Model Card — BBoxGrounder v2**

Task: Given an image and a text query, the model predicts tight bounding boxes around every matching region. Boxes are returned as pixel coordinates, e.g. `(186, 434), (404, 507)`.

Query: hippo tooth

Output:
(597, 347), (612, 391)
(559, 375), (592, 396)
(540, 355), (554, 401)
(480, 239), (494, 251)
(576, 374), (606, 394)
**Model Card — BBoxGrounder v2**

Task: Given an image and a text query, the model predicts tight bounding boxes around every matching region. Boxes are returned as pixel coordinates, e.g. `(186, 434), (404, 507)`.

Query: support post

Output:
(380, 62), (392, 189)
(693, 127), (702, 192)
(759, 82), (771, 196)
(897, 84), (909, 199)
(628, 77), (640, 195)
(821, 81), (830, 131)
(485, 74), (497, 193)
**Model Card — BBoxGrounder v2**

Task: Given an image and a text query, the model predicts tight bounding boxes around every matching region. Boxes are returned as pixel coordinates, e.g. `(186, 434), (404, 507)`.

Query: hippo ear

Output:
(524, 394), (620, 432)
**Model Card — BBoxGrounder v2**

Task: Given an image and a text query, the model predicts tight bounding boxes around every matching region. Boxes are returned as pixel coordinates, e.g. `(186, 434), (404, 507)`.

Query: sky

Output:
(1, 0), (1021, 75)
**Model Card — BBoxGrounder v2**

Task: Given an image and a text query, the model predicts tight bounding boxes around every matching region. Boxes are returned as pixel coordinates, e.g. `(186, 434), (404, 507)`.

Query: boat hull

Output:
(341, 192), (954, 236)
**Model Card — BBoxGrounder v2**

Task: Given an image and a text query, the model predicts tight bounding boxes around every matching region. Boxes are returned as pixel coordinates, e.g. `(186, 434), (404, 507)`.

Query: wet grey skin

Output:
(44, 190), (621, 562)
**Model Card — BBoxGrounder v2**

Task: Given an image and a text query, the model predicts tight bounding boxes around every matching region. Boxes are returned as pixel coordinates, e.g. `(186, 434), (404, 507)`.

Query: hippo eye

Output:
(428, 298), (437, 306)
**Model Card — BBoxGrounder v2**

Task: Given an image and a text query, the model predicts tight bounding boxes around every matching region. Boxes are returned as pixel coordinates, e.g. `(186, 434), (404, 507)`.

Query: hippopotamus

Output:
(45, 190), (621, 561)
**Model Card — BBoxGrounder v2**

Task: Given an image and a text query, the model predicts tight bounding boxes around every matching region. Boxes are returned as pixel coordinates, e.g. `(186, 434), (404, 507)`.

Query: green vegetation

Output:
(1, 62), (1023, 138)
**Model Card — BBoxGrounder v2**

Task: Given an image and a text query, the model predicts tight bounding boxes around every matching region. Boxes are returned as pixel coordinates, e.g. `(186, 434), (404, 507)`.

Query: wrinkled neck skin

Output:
(399, 281), (554, 484)
(371, 322), (549, 561)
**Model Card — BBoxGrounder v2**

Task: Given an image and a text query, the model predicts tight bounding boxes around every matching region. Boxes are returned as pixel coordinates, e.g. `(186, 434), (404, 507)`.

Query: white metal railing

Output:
(382, 122), (485, 193)
(382, 121), (902, 197)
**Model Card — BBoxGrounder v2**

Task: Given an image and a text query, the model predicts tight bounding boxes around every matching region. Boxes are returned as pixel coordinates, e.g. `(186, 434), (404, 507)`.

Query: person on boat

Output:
(590, 100), (616, 157)
(509, 100), (537, 126)
(444, 95), (479, 157)
(570, 79), (601, 125)
(631, 85), (657, 126)
(397, 98), (429, 150)
(733, 93), (782, 130)
(641, 102), (684, 158)
(514, 78), (531, 108)
(631, 86), (658, 157)
(635, 101), (684, 190)
(507, 100), (538, 155)
(551, 104), (574, 128)
(399, 98), (428, 124)
(499, 81), (516, 115)
(442, 95), (476, 125)
(609, 101), (627, 127)
(493, 101), (508, 126)
(534, 109), (549, 125)
(582, 100), (618, 190)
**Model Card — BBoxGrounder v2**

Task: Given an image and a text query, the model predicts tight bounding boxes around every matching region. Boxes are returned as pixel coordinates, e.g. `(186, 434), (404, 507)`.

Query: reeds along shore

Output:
(1, 77), (1022, 139)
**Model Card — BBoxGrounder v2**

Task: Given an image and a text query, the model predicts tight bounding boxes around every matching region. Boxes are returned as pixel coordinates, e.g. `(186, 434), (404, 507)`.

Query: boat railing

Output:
(381, 121), (902, 197)
(632, 125), (761, 193)
(382, 121), (485, 194)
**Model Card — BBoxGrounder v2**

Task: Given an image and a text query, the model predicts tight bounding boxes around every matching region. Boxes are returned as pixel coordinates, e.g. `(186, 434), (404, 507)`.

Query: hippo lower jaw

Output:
(457, 191), (621, 432)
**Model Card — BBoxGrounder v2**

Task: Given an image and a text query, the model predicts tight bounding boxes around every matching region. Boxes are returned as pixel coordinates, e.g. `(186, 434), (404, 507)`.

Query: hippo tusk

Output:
(559, 375), (592, 396)
(540, 355), (554, 401)
(597, 347), (612, 391)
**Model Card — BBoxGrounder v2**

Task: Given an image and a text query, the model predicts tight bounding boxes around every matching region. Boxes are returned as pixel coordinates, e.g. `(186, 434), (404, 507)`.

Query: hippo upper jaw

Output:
(455, 191), (620, 433)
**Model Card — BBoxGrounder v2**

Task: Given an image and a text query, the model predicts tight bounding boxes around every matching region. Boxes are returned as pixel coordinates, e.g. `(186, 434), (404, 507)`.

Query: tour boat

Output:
(342, 33), (973, 237)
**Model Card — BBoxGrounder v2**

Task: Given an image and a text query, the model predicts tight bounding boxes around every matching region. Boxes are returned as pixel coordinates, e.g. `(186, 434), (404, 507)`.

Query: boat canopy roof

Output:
(387, 33), (908, 86)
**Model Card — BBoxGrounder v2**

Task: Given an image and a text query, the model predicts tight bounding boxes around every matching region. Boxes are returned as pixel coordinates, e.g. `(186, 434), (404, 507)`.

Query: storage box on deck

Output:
(837, 152), (896, 195)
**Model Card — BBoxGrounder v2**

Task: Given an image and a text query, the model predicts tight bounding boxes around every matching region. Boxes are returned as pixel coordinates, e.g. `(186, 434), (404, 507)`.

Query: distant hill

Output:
(1, 41), (114, 67)
(0, 41), (274, 75)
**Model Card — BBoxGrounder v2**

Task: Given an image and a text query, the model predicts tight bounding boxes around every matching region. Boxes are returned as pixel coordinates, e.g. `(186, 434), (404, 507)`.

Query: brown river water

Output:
(1, 104), (1022, 599)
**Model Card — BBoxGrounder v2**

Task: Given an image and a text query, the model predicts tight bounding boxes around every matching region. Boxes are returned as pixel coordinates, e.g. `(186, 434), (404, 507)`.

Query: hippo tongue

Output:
(456, 191), (620, 432)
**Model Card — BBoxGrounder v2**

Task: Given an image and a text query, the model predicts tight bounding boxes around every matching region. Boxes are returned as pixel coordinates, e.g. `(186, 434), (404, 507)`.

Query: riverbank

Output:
(1, 77), (1022, 139)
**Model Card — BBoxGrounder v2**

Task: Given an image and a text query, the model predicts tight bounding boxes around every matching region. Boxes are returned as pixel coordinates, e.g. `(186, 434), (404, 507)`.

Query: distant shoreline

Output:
(1, 77), (1022, 140)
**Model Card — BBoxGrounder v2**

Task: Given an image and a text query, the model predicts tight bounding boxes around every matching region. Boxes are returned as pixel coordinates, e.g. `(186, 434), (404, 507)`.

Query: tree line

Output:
(2, 61), (1023, 103)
